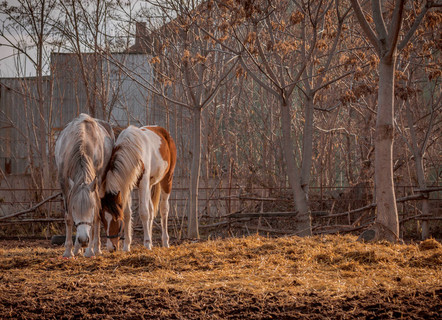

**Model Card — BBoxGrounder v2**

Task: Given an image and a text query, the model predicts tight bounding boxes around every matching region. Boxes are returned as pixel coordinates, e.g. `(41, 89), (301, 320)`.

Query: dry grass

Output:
(1, 235), (441, 319)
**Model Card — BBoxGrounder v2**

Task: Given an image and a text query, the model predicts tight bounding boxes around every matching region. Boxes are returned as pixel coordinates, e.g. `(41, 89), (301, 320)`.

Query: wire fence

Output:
(0, 184), (440, 239)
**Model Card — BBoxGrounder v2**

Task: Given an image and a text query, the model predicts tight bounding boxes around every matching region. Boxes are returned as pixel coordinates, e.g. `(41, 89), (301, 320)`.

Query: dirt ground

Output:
(0, 235), (441, 319)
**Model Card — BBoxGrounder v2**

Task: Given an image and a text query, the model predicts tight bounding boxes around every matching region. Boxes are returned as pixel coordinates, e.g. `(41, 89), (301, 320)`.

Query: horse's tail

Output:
(151, 183), (162, 217)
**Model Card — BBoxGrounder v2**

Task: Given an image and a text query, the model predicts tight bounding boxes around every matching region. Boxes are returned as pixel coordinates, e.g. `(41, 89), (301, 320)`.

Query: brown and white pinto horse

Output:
(101, 125), (176, 251)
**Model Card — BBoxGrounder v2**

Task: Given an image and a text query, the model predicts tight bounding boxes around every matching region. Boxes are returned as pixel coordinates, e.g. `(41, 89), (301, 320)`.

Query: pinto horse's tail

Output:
(151, 183), (161, 217)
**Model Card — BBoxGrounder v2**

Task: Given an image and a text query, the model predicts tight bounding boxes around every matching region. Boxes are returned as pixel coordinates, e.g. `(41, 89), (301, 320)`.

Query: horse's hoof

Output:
(84, 250), (95, 258)
(62, 251), (74, 258)
(59, 256), (75, 260)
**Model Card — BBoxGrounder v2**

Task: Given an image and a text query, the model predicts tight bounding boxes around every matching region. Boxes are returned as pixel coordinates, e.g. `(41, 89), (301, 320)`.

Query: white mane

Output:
(62, 114), (97, 185)
(106, 126), (145, 200)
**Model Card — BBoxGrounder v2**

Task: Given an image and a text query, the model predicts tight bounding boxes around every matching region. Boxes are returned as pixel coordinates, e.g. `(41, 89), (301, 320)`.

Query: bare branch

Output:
(0, 192), (62, 221)
(350, 0), (381, 54)
(420, 92), (440, 154)
(386, 0), (406, 59)
(398, 3), (430, 50)
(371, 0), (387, 43)
(238, 56), (281, 100)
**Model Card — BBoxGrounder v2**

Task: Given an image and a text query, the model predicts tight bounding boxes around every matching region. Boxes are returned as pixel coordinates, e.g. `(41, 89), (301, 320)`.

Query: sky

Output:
(0, 39), (34, 78)
(0, 0), (149, 78)
(0, 40), (15, 77)
(0, 0), (62, 78)
(0, 0), (27, 77)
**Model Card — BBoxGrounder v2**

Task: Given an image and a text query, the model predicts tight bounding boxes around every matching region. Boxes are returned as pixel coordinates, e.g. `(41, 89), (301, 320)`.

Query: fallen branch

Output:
(320, 190), (437, 219)
(0, 218), (65, 225)
(200, 220), (235, 228)
(0, 192), (62, 221)
(228, 211), (298, 219)
(319, 203), (376, 218)
(217, 195), (284, 202)
(400, 215), (442, 223)
(396, 193), (429, 203)
(414, 186), (442, 193)
(312, 223), (372, 234)
(239, 225), (293, 235)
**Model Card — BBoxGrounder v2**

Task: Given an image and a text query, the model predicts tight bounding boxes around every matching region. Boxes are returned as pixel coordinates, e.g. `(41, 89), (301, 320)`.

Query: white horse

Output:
(55, 113), (114, 257)
(101, 125), (176, 251)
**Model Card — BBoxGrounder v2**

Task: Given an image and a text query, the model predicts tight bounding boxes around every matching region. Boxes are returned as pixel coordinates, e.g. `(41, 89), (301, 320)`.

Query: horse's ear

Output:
(69, 178), (74, 190)
(88, 177), (98, 192)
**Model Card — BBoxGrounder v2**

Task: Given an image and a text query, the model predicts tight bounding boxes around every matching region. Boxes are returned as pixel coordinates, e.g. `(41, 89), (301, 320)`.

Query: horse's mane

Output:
(68, 182), (97, 214)
(105, 126), (144, 199)
(63, 115), (97, 184)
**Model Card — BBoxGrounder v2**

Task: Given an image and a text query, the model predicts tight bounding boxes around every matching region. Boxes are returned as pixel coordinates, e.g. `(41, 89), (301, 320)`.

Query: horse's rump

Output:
(144, 126), (177, 194)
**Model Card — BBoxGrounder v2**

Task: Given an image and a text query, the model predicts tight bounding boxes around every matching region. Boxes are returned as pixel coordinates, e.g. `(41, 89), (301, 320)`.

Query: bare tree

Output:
(395, 12), (441, 238)
(350, 0), (440, 241)
(0, 0), (58, 194)
(205, 0), (353, 235)
(56, 0), (117, 117)
(297, 0), (353, 195)
(140, 0), (238, 238)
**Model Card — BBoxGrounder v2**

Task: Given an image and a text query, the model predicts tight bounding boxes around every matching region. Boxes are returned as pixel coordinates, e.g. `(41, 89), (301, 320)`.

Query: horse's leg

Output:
(73, 226), (84, 256)
(94, 212), (102, 255)
(63, 211), (74, 258)
(73, 237), (82, 256)
(146, 195), (155, 250)
(138, 179), (154, 250)
(85, 211), (101, 257)
(159, 190), (170, 248)
(84, 223), (95, 257)
(122, 195), (133, 252)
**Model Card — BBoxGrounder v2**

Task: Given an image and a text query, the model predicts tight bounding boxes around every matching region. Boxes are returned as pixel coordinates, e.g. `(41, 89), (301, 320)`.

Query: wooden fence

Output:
(0, 185), (440, 239)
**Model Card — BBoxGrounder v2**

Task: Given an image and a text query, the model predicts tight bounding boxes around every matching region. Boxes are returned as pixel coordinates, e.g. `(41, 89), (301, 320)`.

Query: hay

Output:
(419, 238), (442, 251)
(1, 235), (441, 319)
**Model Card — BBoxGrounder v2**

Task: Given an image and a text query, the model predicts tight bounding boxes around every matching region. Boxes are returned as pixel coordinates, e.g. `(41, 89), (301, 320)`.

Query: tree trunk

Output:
(374, 57), (399, 238)
(37, 82), (49, 192)
(36, 24), (49, 194)
(188, 107), (202, 239)
(416, 154), (430, 240)
(301, 94), (314, 195)
(350, 0), (432, 243)
(405, 102), (430, 239)
(280, 99), (311, 236)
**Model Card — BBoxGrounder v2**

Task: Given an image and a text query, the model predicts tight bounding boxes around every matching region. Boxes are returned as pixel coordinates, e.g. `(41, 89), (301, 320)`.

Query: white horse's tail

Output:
(151, 183), (161, 217)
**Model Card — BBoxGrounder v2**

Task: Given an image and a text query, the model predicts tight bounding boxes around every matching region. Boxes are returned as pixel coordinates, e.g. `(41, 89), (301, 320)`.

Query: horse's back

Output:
(115, 125), (176, 191)
(96, 119), (115, 142)
(95, 119), (115, 175)
(56, 114), (95, 154)
(142, 126), (176, 193)
(144, 125), (176, 170)
(55, 114), (114, 183)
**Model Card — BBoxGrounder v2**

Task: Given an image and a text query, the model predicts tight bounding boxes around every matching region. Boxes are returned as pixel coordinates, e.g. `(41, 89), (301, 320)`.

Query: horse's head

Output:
(100, 191), (124, 251)
(68, 178), (98, 247)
